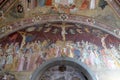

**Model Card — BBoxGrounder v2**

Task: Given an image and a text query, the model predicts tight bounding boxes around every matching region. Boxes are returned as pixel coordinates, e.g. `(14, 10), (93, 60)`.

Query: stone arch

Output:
(31, 57), (96, 80)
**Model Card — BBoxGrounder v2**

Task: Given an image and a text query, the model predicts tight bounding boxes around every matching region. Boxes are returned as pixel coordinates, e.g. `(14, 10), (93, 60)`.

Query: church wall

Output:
(0, 0), (120, 79)
(0, 22), (120, 80)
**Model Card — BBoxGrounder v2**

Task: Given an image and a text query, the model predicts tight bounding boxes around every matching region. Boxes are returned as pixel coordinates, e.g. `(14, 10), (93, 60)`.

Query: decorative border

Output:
(107, 0), (120, 18)
(0, 14), (120, 39)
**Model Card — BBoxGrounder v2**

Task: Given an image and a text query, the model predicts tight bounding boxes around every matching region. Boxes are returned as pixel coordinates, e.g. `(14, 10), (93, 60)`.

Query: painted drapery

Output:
(80, 0), (89, 10)
(90, 0), (96, 9)
(45, 0), (52, 6)
(39, 0), (46, 6)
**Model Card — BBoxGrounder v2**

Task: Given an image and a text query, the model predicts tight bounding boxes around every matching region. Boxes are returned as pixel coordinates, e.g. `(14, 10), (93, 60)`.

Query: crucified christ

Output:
(61, 23), (66, 41)
(51, 23), (73, 41)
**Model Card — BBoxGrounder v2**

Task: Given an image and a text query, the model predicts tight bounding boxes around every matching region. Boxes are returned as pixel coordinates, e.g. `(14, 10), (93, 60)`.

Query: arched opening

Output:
(31, 57), (96, 80)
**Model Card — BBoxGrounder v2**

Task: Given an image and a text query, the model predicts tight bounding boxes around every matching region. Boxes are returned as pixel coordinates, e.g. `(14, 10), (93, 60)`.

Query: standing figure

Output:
(9, 33), (18, 42)
(35, 54), (43, 68)
(73, 47), (81, 59)
(80, 0), (89, 10)
(89, 0), (96, 9)
(58, 0), (69, 5)
(12, 54), (18, 71)
(18, 31), (26, 49)
(27, 0), (31, 9)
(17, 54), (25, 71)
(5, 54), (13, 71)
(0, 54), (6, 69)
(14, 42), (20, 54)
(55, 46), (61, 57)
(89, 50), (95, 66)
(68, 0), (74, 4)
(26, 55), (31, 71)
(33, 0), (38, 8)
(55, 0), (74, 5)
(68, 45), (74, 58)
(55, 0), (60, 3)
(45, 0), (52, 6)
(23, 56), (28, 71)
(101, 34), (108, 49)
(99, 0), (108, 9)
(0, 11), (5, 19)
(39, 0), (46, 7)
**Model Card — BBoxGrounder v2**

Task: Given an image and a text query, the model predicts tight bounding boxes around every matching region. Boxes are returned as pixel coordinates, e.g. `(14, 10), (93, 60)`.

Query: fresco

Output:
(24, 0), (96, 14)
(0, 22), (120, 80)
(40, 65), (82, 80)
(0, 0), (15, 12)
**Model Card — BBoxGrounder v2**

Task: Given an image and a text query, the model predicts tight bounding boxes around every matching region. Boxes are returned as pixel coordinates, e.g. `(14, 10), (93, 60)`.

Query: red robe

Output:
(80, 0), (89, 10)
(9, 33), (18, 41)
(45, 0), (52, 6)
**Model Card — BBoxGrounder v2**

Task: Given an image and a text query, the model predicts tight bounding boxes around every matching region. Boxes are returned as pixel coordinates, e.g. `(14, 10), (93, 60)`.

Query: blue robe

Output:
(39, 0), (46, 7)
(25, 34), (36, 42)
(74, 49), (81, 58)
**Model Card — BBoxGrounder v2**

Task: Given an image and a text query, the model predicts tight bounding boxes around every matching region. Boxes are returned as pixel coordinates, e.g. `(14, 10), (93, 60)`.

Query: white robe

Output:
(90, 0), (96, 9)
(55, 0), (74, 5)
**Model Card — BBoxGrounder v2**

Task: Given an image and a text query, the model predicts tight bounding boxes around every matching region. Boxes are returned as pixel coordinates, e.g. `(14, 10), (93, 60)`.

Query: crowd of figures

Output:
(24, 0), (100, 14)
(0, 38), (120, 72)
(26, 0), (96, 9)
(0, 72), (16, 80)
